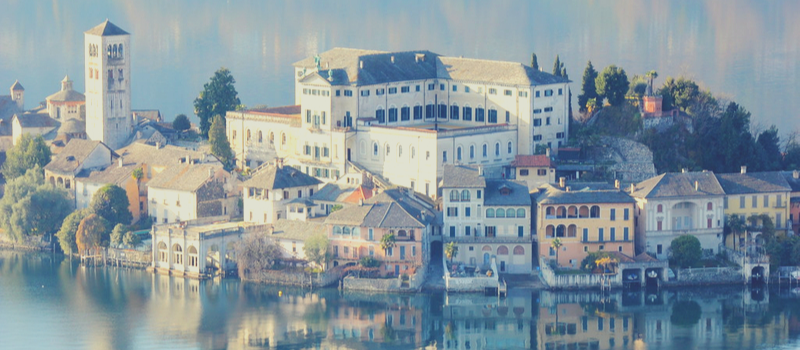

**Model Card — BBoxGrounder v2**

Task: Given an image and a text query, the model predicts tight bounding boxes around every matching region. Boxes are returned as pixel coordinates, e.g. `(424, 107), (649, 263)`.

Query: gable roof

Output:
(438, 56), (568, 86)
(511, 154), (552, 167)
(10, 80), (23, 91)
(441, 164), (486, 188)
(629, 171), (725, 198)
(243, 164), (321, 190)
(270, 219), (326, 242)
(715, 171), (792, 194)
(782, 171), (800, 192)
(45, 139), (113, 175)
(147, 163), (223, 192)
(536, 184), (635, 205)
(14, 112), (57, 128)
(47, 89), (85, 103)
(85, 20), (129, 36)
(325, 189), (435, 228)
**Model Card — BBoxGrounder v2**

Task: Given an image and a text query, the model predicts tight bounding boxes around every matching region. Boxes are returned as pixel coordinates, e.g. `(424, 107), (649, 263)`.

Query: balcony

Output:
(444, 235), (532, 244)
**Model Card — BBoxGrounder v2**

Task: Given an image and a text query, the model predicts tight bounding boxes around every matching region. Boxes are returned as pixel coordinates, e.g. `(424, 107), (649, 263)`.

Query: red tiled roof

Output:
(343, 186), (373, 203)
(511, 154), (551, 167)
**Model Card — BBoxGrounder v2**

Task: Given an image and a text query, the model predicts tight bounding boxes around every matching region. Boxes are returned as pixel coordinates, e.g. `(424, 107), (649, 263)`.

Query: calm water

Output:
(2, 250), (800, 350)
(1, 1), (799, 135)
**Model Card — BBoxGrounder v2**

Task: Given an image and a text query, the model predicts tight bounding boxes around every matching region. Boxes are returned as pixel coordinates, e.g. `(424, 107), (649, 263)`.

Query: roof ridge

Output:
(377, 202), (393, 228)
(393, 198), (424, 226)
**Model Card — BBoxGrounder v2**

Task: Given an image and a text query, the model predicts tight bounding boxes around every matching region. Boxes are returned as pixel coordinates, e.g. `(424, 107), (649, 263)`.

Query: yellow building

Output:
(535, 183), (636, 269)
(716, 168), (792, 248)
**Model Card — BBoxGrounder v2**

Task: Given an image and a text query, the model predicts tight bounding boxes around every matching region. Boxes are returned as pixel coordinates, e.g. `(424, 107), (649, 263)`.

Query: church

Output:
(226, 48), (571, 197)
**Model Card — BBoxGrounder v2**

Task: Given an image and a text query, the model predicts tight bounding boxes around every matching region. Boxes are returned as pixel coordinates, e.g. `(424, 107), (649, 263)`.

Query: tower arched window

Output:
(119, 44), (123, 57)
(112, 44), (118, 58)
(461, 190), (470, 202)
(107, 45), (112, 58)
(457, 147), (462, 161)
(258, 131), (263, 143)
(450, 190), (459, 202)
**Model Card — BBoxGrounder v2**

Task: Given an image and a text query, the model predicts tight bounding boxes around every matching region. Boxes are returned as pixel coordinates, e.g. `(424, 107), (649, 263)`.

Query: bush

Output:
(359, 256), (381, 268)
(670, 234), (702, 268)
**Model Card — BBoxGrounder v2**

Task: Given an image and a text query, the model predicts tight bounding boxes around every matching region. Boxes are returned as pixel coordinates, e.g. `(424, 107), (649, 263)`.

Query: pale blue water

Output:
(1, 1), (798, 135)
(2, 250), (800, 349)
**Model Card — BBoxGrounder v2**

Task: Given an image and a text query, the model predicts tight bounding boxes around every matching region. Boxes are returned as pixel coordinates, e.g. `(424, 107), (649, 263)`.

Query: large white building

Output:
(84, 20), (132, 149)
(227, 48), (570, 196)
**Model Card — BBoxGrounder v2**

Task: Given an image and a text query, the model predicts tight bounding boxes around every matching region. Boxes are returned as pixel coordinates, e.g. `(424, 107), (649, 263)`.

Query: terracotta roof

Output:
(85, 20), (129, 36)
(511, 154), (551, 167)
(343, 186), (373, 203)
(270, 219), (326, 242)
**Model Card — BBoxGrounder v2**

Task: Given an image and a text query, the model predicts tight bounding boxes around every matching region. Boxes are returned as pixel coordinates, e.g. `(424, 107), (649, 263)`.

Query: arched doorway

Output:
(430, 241), (443, 266)
(751, 266), (766, 284)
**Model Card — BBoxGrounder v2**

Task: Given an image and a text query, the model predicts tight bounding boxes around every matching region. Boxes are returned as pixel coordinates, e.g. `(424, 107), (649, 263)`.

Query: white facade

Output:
(84, 21), (132, 149)
(149, 188), (198, 224)
(635, 196), (725, 260)
(243, 184), (319, 224)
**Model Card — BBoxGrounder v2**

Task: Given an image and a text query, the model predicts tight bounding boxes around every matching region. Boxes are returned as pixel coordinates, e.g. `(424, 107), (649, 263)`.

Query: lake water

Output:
(1, 1), (799, 136)
(2, 250), (800, 350)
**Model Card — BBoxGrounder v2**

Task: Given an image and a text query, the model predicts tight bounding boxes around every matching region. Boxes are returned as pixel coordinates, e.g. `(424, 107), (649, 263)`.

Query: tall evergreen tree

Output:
(209, 115), (234, 169)
(577, 61), (598, 110)
(531, 53), (539, 71)
(194, 67), (241, 138)
(756, 126), (782, 171)
(552, 55), (562, 77)
(595, 65), (630, 107)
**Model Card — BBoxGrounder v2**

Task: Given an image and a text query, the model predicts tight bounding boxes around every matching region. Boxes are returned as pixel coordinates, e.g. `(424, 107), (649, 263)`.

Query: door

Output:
(483, 253), (490, 266)
(347, 148), (351, 161)
(394, 264), (400, 276)
(500, 261), (506, 272)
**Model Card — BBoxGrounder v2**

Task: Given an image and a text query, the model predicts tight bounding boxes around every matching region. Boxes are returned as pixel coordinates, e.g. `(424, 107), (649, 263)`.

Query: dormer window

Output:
(499, 185), (511, 196)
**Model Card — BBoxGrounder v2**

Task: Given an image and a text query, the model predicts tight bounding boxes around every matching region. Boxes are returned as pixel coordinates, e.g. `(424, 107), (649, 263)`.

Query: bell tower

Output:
(10, 80), (23, 110)
(84, 20), (131, 149)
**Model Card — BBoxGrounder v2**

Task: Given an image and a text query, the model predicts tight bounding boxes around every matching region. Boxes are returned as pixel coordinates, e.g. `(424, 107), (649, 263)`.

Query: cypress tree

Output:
(553, 55), (561, 77)
(578, 61), (599, 110)
(531, 53), (539, 71)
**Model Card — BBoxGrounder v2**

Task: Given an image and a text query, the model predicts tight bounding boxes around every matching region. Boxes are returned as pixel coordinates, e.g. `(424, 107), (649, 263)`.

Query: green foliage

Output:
(122, 230), (141, 248)
(131, 167), (144, 181)
(0, 167), (72, 242)
(670, 234), (702, 268)
(591, 104), (642, 136)
(627, 74), (649, 98)
(359, 256), (381, 268)
(550, 238), (563, 266)
(56, 209), (91, 254)
(784, 139), (800, 170)
(209, 115), (233, 169)
(670, 301), (702, 327)
(756, 126), (782, 171)
(595, 65), (630, 107)
(380, 232), (396, 252)
(90, 184), (133, 227)
(530, 53), (539, 71)
(172, 114), (191, 131)
(552, 55), (563, 77)
(578, 61), (599, 111)
(110, 223), (127, 246)
(194, 67), (240, 137)
(76, 214), (106, 255)
(1, 134), (52, 180)
(445, 242), (458, 263)
(580, 251), (616, 272)
(658, 77), (700, 112)
(303, 232), (330, 270)
(330, 204), (343, 213)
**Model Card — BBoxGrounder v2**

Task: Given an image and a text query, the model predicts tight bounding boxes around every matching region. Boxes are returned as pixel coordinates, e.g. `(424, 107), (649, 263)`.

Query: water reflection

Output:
(3, 251), (800, 349)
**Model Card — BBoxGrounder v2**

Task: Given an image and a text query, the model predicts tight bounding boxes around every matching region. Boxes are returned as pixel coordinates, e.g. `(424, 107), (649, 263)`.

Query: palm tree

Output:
(444, 242), (458, 264)
(551, 238), (563, 268)
(380, 232), (396, 255)
(726, 214), (746, 251)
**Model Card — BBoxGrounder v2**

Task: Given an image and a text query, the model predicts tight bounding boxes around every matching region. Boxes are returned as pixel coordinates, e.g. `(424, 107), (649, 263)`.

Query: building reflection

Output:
(441, 290), (536, 350)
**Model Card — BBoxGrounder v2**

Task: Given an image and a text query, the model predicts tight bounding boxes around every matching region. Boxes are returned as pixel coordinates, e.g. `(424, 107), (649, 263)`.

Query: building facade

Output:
(241, 161), (322, 224)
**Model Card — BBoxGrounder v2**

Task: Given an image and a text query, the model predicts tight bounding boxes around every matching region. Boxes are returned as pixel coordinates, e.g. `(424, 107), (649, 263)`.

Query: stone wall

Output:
(598, 136), (657, 183)
(244, 268), (340, 287)
(343, 269), (426, 292)
(670, 266), (744, 286)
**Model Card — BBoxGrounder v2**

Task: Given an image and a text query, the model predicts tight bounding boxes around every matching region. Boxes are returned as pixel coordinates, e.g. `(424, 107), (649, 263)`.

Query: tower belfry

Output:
(84, 20), (131, 149)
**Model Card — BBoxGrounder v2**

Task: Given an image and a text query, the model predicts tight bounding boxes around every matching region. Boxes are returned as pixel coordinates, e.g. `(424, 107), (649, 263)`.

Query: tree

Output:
(194, 67), (240, 137)
(670, 234), (702, 268)
(756, 126), (782, 171)
(785, 139), (800, 170)
(172, 114), (191, 131)
(380, 232), (396, 255)
(122, 230), (141, 248)
(595, 65), (630, 107)
(550, 237), (563, 267)
(552, 55), (563, 77)
(56, 209), (91, 254)
(76, 214), (105, 256)
(359, 256), (381, 268)
(235, 233), (281, 278)
(445, 242), (458, 263)
(303, 232), (330, 271)
(725, 214), (746, 251)
(209, 115), (233, 169)
(1, 134), (52, 180)
(531, 53), (539, 71)
(90, 184), (132, 226)
(132, 167), (144, 181)
(658, 77), (700, 112)
(578, 61), (599, 111)
(0, 167), (71, 242)
(110, 223), (127, 247)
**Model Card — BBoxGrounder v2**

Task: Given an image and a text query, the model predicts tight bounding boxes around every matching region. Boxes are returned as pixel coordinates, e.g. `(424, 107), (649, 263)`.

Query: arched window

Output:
(556, 225), (566, 237)
(269, 132), (275, 144)
(517, 208), (525, 218)
(497, 246), (509, 255)
(482, 144), (488, 157)
(343, 227), (351, 235)
(557, 206), (567, 218)
(172, 244), (183, 265)
(385, 144), (391, 156)
(513, 245), (525, 255)
(398, 230), (407, 237)
(257, 131), (263, 143)
(246, 129), (251, 141)
(546, 207), (555, 216)
(398, 145), (403, 158)
(373, 142), (379, 156)
(486, 208), (495, 218)
(457, 147), (462, 161)
(281, 133), (287, 145)
(469, 145), (475, 159)
(507, 141), (513, 154)
(158, 242), (168, 262)
(450, 190), (459, 202)
(333, 226), (342, 235)
(545, 225), (554, 238)
(657, 204), (663, 213)
(461, 190), (470, 201)
(188, 246), (198, 267)
(112, 44), (118, 58)
(579, 206), (589, 218)
(119, 44), (123, 57)
(590, 205), (601, 218)
(707, 202), (713, 210)
(568, 225), (577, 237)
(411, 146), (416, 159)
(496, 209), (506, 218)
(506, 208), (516, 218)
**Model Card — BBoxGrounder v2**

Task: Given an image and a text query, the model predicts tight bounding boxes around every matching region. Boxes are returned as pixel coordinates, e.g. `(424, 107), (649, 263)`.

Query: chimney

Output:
(359, 61), (364, 69)
(794, 170), (799, 179)
(741, 166), (747, 174)
(630, 183), (635, 193)
(614, 179), (620, 189)
(185, 156), (190, 164)
(695, 181), (700, 191)
(478, 166), (484, 176)
(118, 156), (123, 167)
(565, 186), (571, 192)
(391, 56), (395, 64)
(681, 168), (687, 173)
(559, 177), (566, 188)
(358, 199), (364, 206)
(155, 142), (161, 149)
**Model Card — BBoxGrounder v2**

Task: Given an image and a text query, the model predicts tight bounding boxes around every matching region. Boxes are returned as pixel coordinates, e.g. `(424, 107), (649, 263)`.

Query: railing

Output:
(444, 235), (532, 244)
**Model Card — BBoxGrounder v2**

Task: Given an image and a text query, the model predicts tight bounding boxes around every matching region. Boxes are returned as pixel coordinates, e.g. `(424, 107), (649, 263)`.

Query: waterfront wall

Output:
(343, 268), (427, 292)
(444, 256), (499, 292)
(669, 266), (744, 286)
(243, 268), (343, 288)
